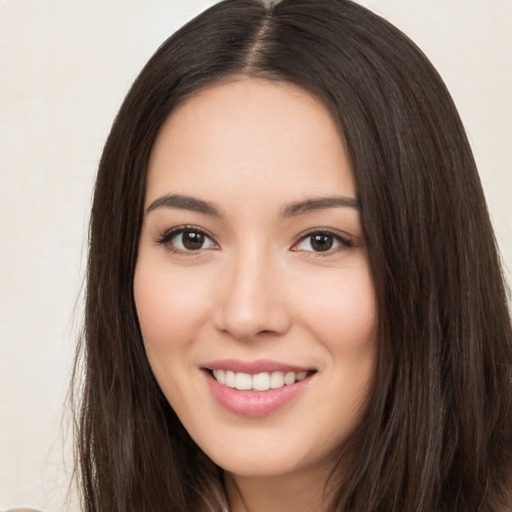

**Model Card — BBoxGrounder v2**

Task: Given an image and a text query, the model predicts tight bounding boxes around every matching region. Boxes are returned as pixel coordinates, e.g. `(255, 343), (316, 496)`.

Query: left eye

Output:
(293, 232), (350, 253)
(158, 227), (217, 252)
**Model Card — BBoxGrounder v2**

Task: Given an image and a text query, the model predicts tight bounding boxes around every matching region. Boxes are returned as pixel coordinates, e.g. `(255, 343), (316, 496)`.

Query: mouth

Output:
(201, 360), (317, 417)
(206, 368), (315, 391)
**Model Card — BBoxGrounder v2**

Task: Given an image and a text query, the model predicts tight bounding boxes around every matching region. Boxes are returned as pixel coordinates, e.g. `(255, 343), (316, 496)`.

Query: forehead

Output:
(146, 78), (355, 206)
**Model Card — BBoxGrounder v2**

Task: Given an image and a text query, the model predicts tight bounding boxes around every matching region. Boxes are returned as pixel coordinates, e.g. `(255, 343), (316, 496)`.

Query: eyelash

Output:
(155, 226), (352, 256)
(291, 228), (353, 256)
(155, 225), (218, 255)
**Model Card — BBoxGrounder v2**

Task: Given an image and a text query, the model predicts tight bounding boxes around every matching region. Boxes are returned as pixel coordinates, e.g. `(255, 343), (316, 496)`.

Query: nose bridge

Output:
(215, 241), (290, 340)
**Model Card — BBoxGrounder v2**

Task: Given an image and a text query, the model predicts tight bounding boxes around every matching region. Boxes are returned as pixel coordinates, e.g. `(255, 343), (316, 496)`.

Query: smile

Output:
(211, 369), (309, 391)
(202, 360), (316, 417)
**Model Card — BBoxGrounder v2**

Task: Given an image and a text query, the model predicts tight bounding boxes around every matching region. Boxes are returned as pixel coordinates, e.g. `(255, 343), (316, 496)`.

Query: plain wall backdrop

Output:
(1, 1), (511, 510)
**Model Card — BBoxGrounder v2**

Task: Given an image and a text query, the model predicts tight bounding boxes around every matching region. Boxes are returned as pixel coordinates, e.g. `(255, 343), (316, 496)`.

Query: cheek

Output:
(133, 259), (213, 352)
(313, 268), (377, 435)
(133, 260), (216, 412)
(298, 263), (377, 354)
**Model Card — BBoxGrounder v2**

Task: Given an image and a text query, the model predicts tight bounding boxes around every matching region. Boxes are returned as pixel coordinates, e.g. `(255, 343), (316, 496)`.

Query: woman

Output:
(72, 0), (512, 511)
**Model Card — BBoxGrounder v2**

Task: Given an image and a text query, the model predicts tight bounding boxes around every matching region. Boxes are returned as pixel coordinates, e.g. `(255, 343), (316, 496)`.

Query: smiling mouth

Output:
(207, 369), (315, 392)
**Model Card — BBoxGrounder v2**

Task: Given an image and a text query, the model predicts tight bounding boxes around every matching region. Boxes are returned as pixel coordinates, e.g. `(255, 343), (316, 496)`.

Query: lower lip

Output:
(204, 370), (313, 417)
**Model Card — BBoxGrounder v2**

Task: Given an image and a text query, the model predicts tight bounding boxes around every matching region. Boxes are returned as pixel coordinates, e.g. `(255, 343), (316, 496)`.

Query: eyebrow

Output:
(281, 196), (360, 217)
(145, 193), (360, 218)
(146, 193), (222, 217)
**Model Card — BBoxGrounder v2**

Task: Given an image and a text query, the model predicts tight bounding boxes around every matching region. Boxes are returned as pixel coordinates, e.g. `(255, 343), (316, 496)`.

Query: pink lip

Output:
(202, 358), (313, 374)
(202, 365), (315, 418)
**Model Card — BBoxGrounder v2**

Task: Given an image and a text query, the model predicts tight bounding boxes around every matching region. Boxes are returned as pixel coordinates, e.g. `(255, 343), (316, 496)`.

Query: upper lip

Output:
(201, 359), (315, 374)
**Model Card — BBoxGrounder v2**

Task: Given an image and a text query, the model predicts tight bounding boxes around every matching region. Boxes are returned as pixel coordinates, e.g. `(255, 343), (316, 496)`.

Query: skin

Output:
(134, 78), (377, 512)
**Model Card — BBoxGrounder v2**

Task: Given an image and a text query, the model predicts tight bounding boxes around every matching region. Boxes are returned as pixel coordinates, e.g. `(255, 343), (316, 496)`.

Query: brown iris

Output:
(181, 230), (205, 250)
(310, 234), (334, 252)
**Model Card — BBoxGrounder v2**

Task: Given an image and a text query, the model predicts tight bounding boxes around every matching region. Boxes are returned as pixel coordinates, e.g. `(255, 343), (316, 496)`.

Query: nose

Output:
(213, 248), (292, 341)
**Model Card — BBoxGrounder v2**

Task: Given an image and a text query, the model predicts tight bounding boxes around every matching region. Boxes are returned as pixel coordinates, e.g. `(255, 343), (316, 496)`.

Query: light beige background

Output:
(1, 1), (511, 510)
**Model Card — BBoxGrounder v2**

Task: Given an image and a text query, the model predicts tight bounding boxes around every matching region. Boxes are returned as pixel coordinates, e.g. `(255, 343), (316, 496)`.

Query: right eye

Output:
(156, 226), (218, 253)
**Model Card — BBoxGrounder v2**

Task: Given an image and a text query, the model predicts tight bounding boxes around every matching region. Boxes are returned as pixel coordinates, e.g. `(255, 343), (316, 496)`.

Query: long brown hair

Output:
(73, 1), (512, 510)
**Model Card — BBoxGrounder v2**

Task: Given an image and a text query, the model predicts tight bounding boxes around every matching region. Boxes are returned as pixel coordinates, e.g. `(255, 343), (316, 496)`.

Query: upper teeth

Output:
(212, 369), (308, 391)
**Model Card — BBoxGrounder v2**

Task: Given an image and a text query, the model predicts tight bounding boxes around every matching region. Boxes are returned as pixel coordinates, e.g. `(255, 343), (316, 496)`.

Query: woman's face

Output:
(134, 78), (377, 480)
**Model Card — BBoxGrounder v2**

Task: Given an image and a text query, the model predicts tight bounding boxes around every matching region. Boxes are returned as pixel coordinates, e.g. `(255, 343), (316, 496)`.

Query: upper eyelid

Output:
(155, 225), (217, 244)
(290, 228), (353, 253)
(293, 227), (352, 243)
(154, 225), (352, 248)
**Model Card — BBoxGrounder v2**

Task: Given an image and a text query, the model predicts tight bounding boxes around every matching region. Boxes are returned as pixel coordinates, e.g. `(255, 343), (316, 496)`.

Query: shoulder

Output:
(4, 509), (45, 512)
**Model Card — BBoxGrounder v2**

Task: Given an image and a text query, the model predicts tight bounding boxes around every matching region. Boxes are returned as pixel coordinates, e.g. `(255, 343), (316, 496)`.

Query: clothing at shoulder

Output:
(5, 509), (45, 512)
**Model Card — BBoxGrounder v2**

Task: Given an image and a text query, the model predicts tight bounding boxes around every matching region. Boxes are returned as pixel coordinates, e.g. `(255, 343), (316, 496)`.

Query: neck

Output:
(224, 464), (337, 512)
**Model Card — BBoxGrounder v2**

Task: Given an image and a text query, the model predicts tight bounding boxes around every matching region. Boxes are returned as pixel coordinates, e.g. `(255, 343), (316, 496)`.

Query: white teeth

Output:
(252, 372), (270, 391)
(212, 369), (225, 382)
(212, 369), (310, 391)
(284, 371), (296, 385)
(269, 371), (285, 389)
(235, 372), (252, 390)
(225, 370), (236, 388)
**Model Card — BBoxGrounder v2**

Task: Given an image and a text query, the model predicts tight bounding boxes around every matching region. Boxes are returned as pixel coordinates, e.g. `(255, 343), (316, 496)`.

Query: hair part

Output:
(73, 1), (512, 511)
